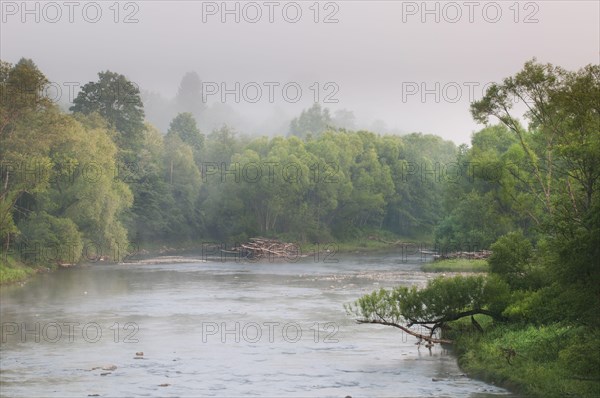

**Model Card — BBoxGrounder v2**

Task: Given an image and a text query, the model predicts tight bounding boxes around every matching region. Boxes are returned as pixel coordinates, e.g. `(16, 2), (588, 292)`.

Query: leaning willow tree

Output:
(347, 59), (600, 346)
(345, 275), (510, 346)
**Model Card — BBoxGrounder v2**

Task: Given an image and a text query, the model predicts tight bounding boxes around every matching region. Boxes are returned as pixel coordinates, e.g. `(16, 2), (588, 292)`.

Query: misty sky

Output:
(2, 0), (599, 144)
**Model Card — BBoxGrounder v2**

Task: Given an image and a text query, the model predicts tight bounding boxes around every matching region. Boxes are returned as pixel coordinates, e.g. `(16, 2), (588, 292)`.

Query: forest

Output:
(1, 57), (461, 261)
(1, 58), (599, 396)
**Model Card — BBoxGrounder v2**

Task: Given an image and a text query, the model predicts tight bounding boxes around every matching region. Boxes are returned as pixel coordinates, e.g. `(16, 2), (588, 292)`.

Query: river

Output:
(0, 251), (517, 397)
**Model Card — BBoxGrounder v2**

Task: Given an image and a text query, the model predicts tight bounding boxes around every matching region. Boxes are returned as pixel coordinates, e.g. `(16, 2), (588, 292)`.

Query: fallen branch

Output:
(356, 319), (453, 344)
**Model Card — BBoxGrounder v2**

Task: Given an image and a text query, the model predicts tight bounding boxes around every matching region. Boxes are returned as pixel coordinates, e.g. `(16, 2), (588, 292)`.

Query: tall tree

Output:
(0, 58), (51, 137)
(288, 103), (332, 139)
(1, 59), (57, 251)
(471, 60), (600, 223)
(167, 112), (204, 159)
(350, 61), (600, 362)
(70, 71), (145, 150)
(174, 71), (206, 120)
(162, 134), (202, 239)
(332, 109), (356, 130)
(471, 60), (600, 326)
(1, 60), (133, 262)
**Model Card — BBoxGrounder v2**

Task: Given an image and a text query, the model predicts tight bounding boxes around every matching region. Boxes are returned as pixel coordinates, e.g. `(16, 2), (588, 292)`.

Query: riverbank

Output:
(422, 258), (489, 272)
(131, 233), (431, 260)
(1, 234), (427, 284)
(448, 319), (600, 397)
(0, 256), (43, 285)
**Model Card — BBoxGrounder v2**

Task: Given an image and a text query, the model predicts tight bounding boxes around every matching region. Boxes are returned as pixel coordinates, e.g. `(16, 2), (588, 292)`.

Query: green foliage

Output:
(391, 133), (456, 236)
(123, 120), (203, 244)
(349, 60), (599, 396)
(70, 71), (145, 150)
(203, 125), (244, 164)
(488, 231), (533, 289)
(434, 124), (530, 249)
(167, 112), (204, 155)
(421, 259), (489, 273)
(288, 103), (332, 139)
(435, 191), (513, 250)
(1, 60), (132, 263)
(453, 323), (600, 397)
(17, 212), (82, 264)
(162, 133), (201, 238)
(470, 59), (600, 325)
(471, 60), (600, 225)
(5, 61), (598, 398)
(558, 327), (600, 380)
(1, 58), (55, 243)
(125, 124), (174, 242)
(0, 58), (52, 135)
(0, 256), (36, 284)
(49, 116), (133, 253)
(443, 60), (600, 397)
(195, 128), (456, 242)
(347, 274), (510, 330)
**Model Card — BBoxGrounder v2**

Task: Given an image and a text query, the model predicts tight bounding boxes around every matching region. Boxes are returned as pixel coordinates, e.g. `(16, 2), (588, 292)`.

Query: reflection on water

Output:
(0, 253), (518, 397)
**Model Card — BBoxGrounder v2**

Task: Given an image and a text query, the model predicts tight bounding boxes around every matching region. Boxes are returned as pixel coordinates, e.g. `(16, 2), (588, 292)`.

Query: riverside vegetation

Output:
(2, 58), (457, 273)
(1, 59), (599, 396)
(346, 61), (599, 397)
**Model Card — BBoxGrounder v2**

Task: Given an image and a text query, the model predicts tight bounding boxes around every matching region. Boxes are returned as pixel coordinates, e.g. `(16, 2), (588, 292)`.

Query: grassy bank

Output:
(422, 258), (489, 272)
(449, 320), (600, 397)
(0, 256), (38, 284)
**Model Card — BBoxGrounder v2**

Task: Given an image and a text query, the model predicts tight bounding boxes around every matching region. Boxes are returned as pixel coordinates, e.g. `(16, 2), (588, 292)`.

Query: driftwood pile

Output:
(367, 235), (492, 261)
(225, 237), (302, 259)
(433, 250), (492, 260)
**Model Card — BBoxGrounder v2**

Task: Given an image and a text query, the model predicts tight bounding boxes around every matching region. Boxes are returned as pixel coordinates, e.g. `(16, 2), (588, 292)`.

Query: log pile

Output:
(225, 237), (303, 259)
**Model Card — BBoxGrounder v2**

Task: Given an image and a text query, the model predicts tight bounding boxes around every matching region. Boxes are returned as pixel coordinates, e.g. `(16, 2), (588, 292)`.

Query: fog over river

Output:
(0, 252), (519, 397)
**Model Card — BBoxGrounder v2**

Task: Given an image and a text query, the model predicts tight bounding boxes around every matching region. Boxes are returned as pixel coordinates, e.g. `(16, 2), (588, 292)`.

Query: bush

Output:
(17, 212), (83, 264)
(558, 327), (600, 379)
(454, 323), (600, 397)
(0, 259), (35, 284)
(489, 231), (533, 289)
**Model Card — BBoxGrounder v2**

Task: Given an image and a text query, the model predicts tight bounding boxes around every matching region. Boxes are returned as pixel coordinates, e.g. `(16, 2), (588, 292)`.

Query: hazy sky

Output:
(2, 0), (599, 144)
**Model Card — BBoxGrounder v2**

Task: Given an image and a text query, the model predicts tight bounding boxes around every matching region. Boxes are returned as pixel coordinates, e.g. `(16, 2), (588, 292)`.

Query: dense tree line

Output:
(1, 59), (132, 263)
(2, 59), (596, 260)
(348, 60), (600, 396)
(2, 58), (459, 262)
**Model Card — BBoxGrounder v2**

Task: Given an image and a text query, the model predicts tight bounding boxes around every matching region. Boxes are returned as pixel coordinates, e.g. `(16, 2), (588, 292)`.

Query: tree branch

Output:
(356, 319), (453, 344)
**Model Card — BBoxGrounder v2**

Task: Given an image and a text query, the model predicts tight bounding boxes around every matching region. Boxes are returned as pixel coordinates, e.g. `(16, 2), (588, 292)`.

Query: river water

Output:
(0, 252), (517, 397)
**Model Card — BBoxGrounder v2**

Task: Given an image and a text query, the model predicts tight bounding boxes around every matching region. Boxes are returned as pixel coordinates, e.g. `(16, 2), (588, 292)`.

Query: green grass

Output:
(299, 235), (431, 255)
(0, 257), (37, 284)
(422, 258), (489, 272)
(292, 240), (388, 257)
(448, 319), (600, 397)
